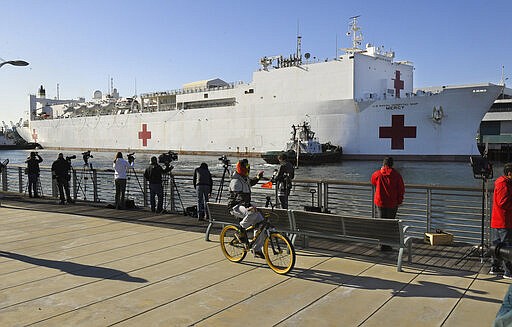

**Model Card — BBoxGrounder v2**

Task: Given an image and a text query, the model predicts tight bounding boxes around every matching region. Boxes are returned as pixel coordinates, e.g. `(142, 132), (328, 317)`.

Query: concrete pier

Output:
(0, 196), (509, 326)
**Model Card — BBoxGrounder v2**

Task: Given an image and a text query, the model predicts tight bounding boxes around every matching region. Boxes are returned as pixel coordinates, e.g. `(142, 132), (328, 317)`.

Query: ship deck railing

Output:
(0, 164), (490, 247)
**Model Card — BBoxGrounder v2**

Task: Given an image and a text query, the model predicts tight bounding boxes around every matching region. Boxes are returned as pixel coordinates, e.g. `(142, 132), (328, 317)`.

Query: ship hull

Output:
(19, 84), (501, 160)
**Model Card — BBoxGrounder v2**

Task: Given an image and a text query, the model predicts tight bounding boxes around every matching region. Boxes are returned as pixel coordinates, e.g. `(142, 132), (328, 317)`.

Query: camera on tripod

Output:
(127, 152), (135, 164)
(218, 155), (230, 167)
(65, 155), (76, 163)
(470, 156), (493, 180)
(158, 151), (178, 166)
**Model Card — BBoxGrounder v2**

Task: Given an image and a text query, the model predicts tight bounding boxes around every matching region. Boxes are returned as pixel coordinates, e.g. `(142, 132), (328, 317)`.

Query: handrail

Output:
(0, 164), (491, 245)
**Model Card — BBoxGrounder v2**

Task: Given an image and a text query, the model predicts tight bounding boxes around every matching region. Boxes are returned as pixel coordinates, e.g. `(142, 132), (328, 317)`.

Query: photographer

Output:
(51, 153), (74, 205)
(25, 151), (43, 198)
(113, 152), (134, 210)
(490, 163), (512, 278)
(193, 162), (213, 221)
(273, 153), (294, 209)
(144, 156), (172, 213)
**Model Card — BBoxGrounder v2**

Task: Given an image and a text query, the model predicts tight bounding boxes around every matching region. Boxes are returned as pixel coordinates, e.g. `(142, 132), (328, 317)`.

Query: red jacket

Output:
(491, 175), (512, 228)
(371, 166), (405, 208)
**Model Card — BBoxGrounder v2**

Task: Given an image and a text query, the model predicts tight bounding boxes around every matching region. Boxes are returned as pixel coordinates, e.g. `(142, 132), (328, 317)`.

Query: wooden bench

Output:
(205, 202), (292, 241)
(290, 210), (413, 272)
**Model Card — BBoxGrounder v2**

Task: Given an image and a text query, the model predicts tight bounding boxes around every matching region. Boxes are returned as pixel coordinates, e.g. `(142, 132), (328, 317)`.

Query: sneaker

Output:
(489, 267), (505, 275)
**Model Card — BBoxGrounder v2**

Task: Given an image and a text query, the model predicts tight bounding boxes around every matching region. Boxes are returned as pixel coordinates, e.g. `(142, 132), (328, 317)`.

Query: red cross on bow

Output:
(392, 70), (404, 98)
(379, 115), (416, 150)
(31, 129), (38, 142)
(138, 124), (152, 147)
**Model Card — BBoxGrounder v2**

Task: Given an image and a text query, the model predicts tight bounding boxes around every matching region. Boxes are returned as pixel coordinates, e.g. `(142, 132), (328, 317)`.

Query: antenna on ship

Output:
(343, 15), (363, 54)
(296, 19), (302, 64)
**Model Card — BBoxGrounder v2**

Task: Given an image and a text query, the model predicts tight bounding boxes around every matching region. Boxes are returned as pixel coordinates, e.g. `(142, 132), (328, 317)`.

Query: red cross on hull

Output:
(379, 115), (416, 150)
(393, 70), (404, 98)
(31, 129), (38, 142)
(138, 124), (152, 147)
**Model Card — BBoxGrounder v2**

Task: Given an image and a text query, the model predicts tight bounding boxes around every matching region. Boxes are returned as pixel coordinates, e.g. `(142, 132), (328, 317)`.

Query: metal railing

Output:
(0, 164), (490, 245)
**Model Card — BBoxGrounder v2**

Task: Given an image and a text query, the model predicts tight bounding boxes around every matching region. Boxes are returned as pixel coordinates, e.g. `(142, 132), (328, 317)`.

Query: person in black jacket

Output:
(51, 153), (74, 205)
(144, 156), (171, 213)
(25, 152), (43, 198)
(274, 153), (295, 209)
(193, 162), (213, 221)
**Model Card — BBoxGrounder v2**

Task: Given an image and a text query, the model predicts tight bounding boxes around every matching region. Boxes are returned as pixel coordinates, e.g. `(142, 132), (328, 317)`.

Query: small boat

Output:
(261, 122), (342, 166)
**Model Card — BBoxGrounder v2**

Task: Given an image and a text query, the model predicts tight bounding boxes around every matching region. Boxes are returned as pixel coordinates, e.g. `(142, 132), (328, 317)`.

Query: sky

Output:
(1, 0), (511, 127)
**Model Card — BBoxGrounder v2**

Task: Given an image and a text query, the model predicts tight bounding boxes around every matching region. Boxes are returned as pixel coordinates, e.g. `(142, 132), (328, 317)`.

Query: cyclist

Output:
(227, 159), (265, 258)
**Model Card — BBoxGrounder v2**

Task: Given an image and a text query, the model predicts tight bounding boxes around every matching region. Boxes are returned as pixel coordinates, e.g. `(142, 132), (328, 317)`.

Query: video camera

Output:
(0, 159), (8, 172)
(127, 152), (135, 164)
(470, 156), (493, 180)
(158, 150), (178, 165)
(218, 155), (231, 167)
(65, 155), (76, 162)
(490, 243), (512, 262)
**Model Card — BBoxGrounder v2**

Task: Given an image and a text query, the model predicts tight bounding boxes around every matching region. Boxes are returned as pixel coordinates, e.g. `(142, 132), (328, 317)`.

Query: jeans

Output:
(492, 228), (512, 274)
(230, 204), (265, 251)
(114, 178), (127, 209)
(196, 185), (210, 218)
(376, 206), (398, 219)
(28, 174), (39, 197)
(149, 183), (163, 213)
(56, 176), (72, 203)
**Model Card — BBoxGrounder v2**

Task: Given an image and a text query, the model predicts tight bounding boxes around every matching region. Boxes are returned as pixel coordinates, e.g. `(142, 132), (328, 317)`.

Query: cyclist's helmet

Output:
(236, 159), (250, 176)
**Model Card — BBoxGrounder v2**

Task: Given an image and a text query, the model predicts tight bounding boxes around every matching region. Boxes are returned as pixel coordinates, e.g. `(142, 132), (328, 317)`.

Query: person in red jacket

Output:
(371, 157), (405, 219)
(490, 163), (512, 278)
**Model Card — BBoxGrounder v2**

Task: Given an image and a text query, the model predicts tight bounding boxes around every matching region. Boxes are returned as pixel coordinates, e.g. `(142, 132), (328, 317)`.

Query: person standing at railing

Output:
(51, 153), (74, 205)
(25, 151), (43, 198)
(113, 152), (133, 210)
(144, 156), (172, 213)
(490, 163), (512, 278)
(193, 162), (213, 221)
(371, 157), (405, 251)
(273, 153), (294, 209)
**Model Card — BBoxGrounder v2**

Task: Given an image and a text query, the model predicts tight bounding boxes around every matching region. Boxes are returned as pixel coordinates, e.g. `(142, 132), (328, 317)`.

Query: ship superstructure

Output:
(18, 17), (502, 160)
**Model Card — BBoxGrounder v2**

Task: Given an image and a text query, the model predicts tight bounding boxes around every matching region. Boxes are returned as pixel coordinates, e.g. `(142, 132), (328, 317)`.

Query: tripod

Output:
(126, 166), (144, 200)
(76, 163), (95, 201)
(457, 156), (493, 264)
(215, 163), (230, 202)
(162, 172), (185, 214)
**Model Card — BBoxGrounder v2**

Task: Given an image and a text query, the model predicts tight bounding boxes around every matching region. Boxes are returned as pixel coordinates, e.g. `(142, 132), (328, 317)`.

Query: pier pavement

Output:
(0, 194), (509, 326)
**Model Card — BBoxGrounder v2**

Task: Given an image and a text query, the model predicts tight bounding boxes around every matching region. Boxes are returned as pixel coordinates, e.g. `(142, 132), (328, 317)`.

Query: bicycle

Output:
(219, 210), (296, 275)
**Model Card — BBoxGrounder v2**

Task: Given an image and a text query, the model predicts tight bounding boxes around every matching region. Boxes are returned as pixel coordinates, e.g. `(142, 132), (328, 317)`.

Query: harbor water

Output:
(0, 149), (503, 187)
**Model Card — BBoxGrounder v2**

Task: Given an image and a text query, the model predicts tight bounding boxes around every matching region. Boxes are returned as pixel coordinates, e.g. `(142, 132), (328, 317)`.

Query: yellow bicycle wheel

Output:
(263, 232), (295, 274)
(220, 225), (247, 262)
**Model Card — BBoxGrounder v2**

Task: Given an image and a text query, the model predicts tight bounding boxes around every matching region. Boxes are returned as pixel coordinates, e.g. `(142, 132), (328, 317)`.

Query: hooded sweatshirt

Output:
(371, 166), (405, 208)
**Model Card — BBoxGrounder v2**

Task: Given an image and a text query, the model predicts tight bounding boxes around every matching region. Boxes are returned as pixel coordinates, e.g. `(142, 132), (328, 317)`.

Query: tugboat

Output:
(261, 122), (342, 166)
(0, 122), (40, 150)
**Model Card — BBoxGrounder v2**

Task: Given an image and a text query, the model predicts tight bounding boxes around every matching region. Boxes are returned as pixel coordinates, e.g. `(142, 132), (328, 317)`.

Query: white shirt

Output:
(113, 158), (133, 179)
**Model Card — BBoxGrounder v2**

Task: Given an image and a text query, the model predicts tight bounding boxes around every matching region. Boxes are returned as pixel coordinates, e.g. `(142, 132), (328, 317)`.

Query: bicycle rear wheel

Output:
(263, 232), (295, 274)
(220, 225), (247, 262)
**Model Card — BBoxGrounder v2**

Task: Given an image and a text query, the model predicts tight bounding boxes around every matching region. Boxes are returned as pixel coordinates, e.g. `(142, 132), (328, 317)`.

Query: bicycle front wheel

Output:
(264, 232), (296, 274)
(220, 225), (247, 262)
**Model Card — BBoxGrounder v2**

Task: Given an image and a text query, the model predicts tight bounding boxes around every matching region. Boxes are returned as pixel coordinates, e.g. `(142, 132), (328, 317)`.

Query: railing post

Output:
(426, 188), (432, 233)
(2, 167), (7, 191)
(323, 182), (329, 212)
(92, 169), (98, 202)
(170, 175), (176, 212)
(72, 169), (78, 200)
(317, 182), (322, 211)
(19, 167), (24, 193)
(143, 175), (148, 207)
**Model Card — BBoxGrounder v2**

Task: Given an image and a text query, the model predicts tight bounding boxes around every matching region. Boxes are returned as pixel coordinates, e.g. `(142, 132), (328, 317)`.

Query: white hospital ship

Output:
(18, 17), (502, 160)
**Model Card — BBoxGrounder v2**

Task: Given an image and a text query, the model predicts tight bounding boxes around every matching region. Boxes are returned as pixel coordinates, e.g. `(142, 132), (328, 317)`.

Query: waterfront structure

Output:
(18, 17), (501, 160)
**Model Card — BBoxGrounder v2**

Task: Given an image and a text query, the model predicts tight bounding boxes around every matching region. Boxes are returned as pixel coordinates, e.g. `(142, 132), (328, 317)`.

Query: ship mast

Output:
(342, 15), (364, 55)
